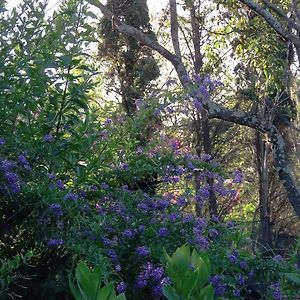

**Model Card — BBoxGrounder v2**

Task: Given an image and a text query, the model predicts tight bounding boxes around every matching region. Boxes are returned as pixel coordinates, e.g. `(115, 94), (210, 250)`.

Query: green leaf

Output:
(69, 276), (84, 300)
(97, 283), (114, 300)
(60, 54), (72, 67)
(284, 273), (300, 285)
(162, 284), (181, 300)
(115, 294), (126, 300)
(199, 284), (214, 300)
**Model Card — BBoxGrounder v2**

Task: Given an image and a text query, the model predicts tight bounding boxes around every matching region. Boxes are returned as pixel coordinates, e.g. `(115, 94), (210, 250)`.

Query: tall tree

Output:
(98, 0), (159, 117)
(87, 0), (300, 220)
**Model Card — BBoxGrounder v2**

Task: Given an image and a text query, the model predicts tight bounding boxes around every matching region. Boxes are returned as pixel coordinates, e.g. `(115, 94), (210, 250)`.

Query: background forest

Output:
(1, 0), (300, 299)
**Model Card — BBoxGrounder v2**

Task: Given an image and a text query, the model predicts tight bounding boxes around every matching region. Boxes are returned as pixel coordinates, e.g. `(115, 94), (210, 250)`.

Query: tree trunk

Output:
(256, 132), (272, 247)
(190, 1), (217, 216)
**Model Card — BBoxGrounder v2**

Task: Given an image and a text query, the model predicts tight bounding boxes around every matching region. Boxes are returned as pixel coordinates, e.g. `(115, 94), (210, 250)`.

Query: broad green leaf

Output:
(163, 284), (181, 300)
(284, 273), (300, 285)
(97, 283), (114, 300)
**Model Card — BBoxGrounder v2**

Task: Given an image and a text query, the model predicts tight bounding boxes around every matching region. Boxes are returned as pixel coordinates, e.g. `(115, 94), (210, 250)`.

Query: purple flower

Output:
(115, 265), (121, 272)
(236, 273), (246, 286)
(104, 118), (112, 126)
(135, 98), (144, 110)
(43, 134), (53, 143)
(18, 154), (28, 165)
(158, 227), (168, 238)
(233, 289), (241, 297)
(102, 237), (113, 247)
(9, 182), (21, 193)
(64, 192), (78, 201)
(107, 249), (118, 262)
(47, 239), (64, 246)
(99, 129), (108, 140)
(177, 196), (187, 207)
(233, 169), (244, 183)
(152, 284), (163, 296)
(210, 275), (225, 297)
(48, 173), (56, 180)
(119, 162), (129, 171)
(0, 137), (5, 145)
(0, 159), (15, 172)
(139, 225), (145, 232)
(208, 228), (219, 239)
(192, 98), (202, 111)
(135, 146), (143, 154)
(182, 214), (194, 223)
(226, 220), (236, 228)
(136, 278), (148, 289)
(211, 215), (219, 223)
(56, 179), (65, 190)
(151, 267), (164, 281)
(122, 229), (135, 239)
(138, 202), (149, 212)
(199, 85), (210, 99)
(228, 254), (238, 264)
(50, 203), (63, 217)
(273, 255), (284, 263)
(198, 185), (210, 198)
(116, 281), (127, 294)
(153, 108), (161, 117)
(195, 235), (209, 250)
(169, 212), (180, 221)
(201, 153), (212, 161)
(5, 172), (19, 184)
(161, 277), (171, 286)
(136, 246), (150, 257)
(239, 260), (248, 270)
(100, 182), (109, 189)
(270, 283), (284, 300)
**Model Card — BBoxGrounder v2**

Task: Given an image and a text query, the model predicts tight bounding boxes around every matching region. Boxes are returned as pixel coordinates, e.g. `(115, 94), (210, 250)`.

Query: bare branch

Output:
(262, 0), (300, 32)
(239, 0), (300, 46)
(292, 0), (300, 25)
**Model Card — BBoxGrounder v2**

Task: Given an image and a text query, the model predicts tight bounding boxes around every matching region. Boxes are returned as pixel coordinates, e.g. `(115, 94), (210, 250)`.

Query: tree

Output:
(87, 0), (300, 220)
(98, 0), (159, 117)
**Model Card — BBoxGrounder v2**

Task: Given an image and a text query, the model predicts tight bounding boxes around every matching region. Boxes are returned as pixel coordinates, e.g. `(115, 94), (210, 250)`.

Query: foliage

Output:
(69, 261), (126, 300)
(162, 245), (214, 300)
(0, 0), (300, 300)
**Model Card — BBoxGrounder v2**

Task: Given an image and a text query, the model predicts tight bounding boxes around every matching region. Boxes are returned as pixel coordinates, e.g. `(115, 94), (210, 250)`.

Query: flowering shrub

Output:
(0, 1), (300, 300)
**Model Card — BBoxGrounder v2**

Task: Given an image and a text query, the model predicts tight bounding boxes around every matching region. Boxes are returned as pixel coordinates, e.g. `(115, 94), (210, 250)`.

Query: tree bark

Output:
(256, 131), (272, 247)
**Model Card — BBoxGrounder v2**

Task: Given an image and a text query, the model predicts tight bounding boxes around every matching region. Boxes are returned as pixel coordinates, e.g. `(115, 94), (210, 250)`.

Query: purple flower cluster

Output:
(0, 157), (21, 194)
(233, 169), (244, 184)
(135, 262), (167, 297)
(18, 153), (31, 171)
(122, 228), (136, 239)
(210, 275), (225, 297)
(157, 227), (168, 238)
(136, 246), (150, 257)
(43, 134), (54, 143)
(270, 282), (284, 300)
(50, 203), (63, 217)
(64, 192), (78, 201)
(116, 281), (127, 294)
(47, 239), (64, 246)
